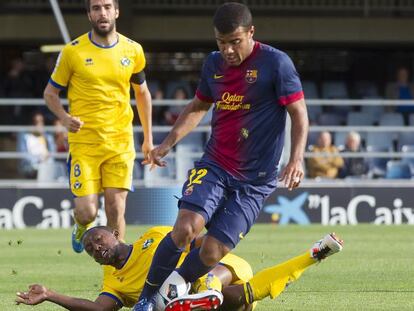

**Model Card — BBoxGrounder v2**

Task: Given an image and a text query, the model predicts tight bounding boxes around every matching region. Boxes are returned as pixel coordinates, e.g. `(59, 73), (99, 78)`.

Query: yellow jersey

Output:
(50, 32), (146, 144)
(100, 226), (253, 308)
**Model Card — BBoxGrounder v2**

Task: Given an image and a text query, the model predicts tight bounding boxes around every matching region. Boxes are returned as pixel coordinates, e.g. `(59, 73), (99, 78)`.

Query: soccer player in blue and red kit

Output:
(134, 2), (309, 310)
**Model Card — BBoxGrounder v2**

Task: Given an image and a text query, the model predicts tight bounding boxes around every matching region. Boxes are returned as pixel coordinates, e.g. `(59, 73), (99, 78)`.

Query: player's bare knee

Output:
(171, 223), (198, 248)
(73, 206), (97, 225)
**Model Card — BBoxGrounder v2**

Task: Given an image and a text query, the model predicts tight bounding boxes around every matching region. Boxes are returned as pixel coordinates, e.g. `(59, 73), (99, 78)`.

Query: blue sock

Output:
(139, 233), (183, 300)
(177, 248), (214, 283)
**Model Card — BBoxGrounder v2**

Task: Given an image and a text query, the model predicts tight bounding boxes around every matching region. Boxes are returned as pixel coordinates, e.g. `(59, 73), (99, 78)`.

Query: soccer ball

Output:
(154, 271), (191, 311)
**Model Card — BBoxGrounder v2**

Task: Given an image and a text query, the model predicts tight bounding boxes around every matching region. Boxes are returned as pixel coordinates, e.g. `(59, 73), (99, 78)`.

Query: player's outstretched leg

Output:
(214, 233), (343, 310)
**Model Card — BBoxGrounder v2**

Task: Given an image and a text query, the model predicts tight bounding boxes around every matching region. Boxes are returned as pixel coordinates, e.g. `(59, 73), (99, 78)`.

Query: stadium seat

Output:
(379, 112), (404, 142)
(401, 144), (414, 175)
(346, 112), (375, 126)
(353, 81), (380, 98)
(321, 81), (351, 114)
(409, 114), (414, 125)
(321, 81), (349, 99)
(333, 131), (348, 148)
(398, 132), (414, 150)
(379, 112), (404, 126)
(366, 145), (392, 178)
(302, 80), (319, 99)
(307, 105), (322, 123)
(385, 160), (411, 179)
(366, 132), (395, 150)
(345, 112), (375, 143)
(360, 105), (385, 125)
(317, 113), (343, 125)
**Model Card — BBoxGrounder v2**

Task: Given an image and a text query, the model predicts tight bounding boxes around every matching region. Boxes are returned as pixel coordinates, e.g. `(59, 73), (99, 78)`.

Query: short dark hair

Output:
(213, 2), (253, 34)
(81, 226), (113, 245)
(85, 0), (119, 12)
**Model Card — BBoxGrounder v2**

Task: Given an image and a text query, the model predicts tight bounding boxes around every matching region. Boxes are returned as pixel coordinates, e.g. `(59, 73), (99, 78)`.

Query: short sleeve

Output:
(133, 43), (146, 74)
(195, 56), (214, 103)
(101, 268), (125, 307)
(50, 46), (73, 89)
(274, 52), (304, 106)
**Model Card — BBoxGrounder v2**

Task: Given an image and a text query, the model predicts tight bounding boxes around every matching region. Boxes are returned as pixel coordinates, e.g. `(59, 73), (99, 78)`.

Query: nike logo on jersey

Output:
(214, 74), (224, 79)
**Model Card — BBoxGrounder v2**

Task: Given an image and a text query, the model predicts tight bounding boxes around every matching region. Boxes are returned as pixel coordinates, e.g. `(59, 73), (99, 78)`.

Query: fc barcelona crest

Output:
(184, 186), (194, 196)
(245, 69), (258, 83)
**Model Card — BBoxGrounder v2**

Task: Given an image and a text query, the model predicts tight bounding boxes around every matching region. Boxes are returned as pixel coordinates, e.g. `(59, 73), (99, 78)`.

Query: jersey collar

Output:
(88, 31), (119, 49)
(118, 245), (133, 270)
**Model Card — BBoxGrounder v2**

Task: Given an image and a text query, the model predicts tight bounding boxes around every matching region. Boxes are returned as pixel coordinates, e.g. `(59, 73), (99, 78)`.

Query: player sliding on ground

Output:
(16, 226), (343, 311)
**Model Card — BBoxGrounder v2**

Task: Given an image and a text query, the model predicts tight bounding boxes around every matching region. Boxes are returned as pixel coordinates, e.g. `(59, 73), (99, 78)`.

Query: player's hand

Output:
(278, 160), (304, 191)
(144, 144), (170, 170)
(62, 115), (83, 133)
(141, 140), (154, 164)
(16, 284), (48, 305)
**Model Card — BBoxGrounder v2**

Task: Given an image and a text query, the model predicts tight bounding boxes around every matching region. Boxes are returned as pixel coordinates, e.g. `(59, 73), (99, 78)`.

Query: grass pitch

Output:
(1, 224), (413, 310)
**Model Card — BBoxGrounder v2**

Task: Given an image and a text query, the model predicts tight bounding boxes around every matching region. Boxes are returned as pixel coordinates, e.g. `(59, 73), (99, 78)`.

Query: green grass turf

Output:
(1, 224), (413, 310)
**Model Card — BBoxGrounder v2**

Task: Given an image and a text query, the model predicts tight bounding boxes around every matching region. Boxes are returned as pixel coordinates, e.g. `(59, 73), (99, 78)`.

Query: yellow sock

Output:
(74, 221), (93, 241)
(244, 252), (316, 304)
(193, 273), (223, 293)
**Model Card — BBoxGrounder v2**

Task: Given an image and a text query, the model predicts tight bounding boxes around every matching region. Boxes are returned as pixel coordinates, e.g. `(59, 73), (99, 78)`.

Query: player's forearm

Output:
(135, 90), (153, 143)
(44, 91), (69, 121)
(288, 100), (309, 164)
(46, 290), (103, 311)
(162, 100), (207, 149)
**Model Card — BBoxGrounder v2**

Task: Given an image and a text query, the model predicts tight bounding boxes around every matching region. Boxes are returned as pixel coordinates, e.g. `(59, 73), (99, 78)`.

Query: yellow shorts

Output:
(220, 253), (257, 309)
(220, 253), (253, 284)
(68, 141), (135, 197)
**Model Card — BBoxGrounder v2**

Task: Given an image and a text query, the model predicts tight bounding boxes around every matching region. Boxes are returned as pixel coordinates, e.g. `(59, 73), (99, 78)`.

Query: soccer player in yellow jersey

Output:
(16, 226), (343, 310)
(43, 0), (153, 253)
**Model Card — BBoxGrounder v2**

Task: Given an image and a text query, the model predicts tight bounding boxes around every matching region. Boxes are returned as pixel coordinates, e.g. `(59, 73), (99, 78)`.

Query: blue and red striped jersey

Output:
(196, 42), (304, 183)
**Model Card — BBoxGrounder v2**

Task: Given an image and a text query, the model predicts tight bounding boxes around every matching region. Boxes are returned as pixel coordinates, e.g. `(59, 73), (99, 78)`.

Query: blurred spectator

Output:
(164, 87), (188, 125)
(385, 67), (414, 122)
(339, 131), (368, 178)
(307, 131), (344, 179)
(53, 119), (68, 153)
(32, 55), (57, 98)
(3, 58), (35, 124)
(152, 88), (165, 125)
(4, 58), (34, 98)
(17, 111), (55, 178)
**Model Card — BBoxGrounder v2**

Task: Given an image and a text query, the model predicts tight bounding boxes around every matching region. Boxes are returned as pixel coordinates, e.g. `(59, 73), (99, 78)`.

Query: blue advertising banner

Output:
(0, 186), (413, 229)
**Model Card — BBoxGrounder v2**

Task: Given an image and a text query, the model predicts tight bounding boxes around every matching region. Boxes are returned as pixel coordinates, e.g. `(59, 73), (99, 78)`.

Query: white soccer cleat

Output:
(165, 290), (223, 311)
(310, 232), (344, 261)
